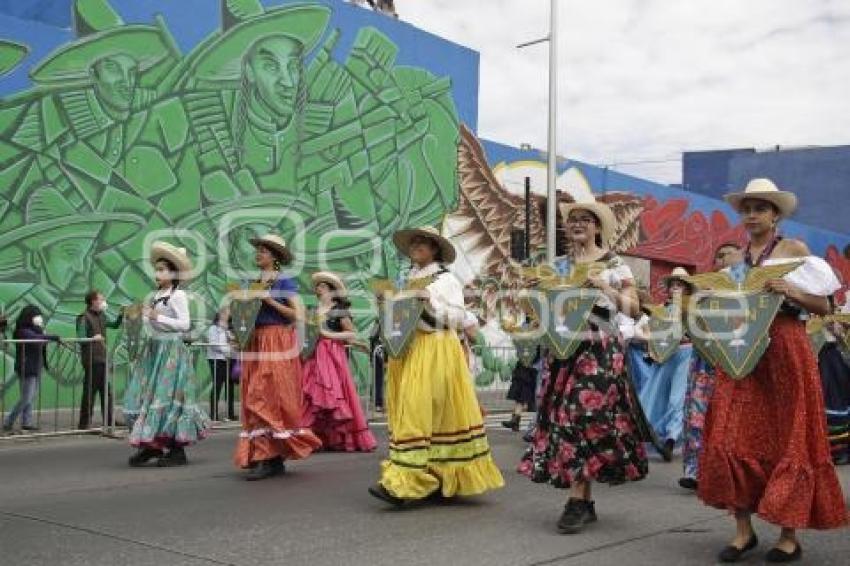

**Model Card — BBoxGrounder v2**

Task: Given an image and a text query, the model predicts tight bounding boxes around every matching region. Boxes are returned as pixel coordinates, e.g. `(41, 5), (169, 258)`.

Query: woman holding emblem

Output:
(234, 234), (321, 480)
(368, 226), (504, 506)
(518, 197), (649, 534)
(698, 179), (847, 563)
(301, 271), (377, 452)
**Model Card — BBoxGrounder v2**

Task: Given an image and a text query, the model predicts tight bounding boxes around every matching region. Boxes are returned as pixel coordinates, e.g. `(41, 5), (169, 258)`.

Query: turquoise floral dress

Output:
(124, 289), (210, 448)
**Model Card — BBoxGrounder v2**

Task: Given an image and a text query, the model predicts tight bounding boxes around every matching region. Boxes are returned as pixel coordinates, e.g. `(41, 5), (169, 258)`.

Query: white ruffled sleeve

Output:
(604, 259), (635, 290)
(425, 272), (467, 330)
(764, 256), (841, 297)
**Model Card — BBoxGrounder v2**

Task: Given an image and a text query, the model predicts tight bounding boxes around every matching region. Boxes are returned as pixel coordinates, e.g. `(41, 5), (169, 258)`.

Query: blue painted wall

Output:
(0, 0), (480, 131)
(684, 146), (850, 236)
(482, 139), (850, 257)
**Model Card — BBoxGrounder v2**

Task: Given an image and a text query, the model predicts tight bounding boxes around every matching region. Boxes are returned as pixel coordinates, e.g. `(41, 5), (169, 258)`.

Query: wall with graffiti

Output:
(0, 0), (477, 406)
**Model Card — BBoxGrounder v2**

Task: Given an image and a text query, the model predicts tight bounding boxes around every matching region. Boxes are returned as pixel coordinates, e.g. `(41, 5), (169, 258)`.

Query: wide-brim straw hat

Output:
(559, 195), (616, 246)
(311, 271), (347, 296)
(662, 266), (692, 287)
(249, 233), (293, 264)
(724, 178), (797, 218)
(393, 225), (456, 264)
(150, 241), (194, 280)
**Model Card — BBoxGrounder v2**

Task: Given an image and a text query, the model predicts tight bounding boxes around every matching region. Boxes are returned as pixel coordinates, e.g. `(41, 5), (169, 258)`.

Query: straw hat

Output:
(311, 271), (347, 296)
(724, 178), (797, 218)
(393, 225), (457, 264)
(559, 195), (616, 246)
(150, 241), (193, 279)
(249, 233), (293, 264)
(662, 266), (691, 287)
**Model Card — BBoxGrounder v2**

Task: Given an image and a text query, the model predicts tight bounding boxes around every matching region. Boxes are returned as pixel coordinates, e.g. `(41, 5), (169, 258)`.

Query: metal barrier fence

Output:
(2, 335), (520, 440)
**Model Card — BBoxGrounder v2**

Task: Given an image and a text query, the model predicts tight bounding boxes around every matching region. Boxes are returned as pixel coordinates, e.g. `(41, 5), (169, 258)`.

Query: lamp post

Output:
(518, 0), (559, 264)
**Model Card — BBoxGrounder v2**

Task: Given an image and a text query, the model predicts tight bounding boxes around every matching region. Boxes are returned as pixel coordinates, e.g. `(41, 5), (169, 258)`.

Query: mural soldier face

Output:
(37, 237), (95, 292)
(90, 53), (138, 114)
(244, 36), (303, 122)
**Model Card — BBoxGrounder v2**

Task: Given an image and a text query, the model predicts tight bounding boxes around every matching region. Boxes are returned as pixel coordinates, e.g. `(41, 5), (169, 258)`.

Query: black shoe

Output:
(245, 458), (283, 481)
(557, 498), (593, 534)
(718, 534), (758, 563)
(585, 500), (598, 523)
(765, 543), (802, 563)
(128, 447), (163, 467)
(678, 477), (698, 490)
(368, 484), (405, 507)
(156, 447), (188, 467)
(833, 451), (850, 466)
(21, 425), (40, 432)
(660, 439), (675, 462)
(501, 415), (521, 432)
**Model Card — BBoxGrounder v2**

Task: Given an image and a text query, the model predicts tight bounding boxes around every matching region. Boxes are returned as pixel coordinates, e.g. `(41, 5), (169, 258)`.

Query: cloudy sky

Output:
(398, 0), (850, 185)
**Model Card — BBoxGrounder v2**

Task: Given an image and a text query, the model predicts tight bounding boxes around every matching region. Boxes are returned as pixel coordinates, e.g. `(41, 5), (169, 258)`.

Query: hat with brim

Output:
(191, 4), (331, 82)
(559, 197), (617, 246)
(30, 25), (171, 85)
(250, 233), (293, 264)
(150, 241), (194, 279)
(0, 40), (29, 77)
(393, 225), (457, 264)
(724, 178), (797, 219)
(311, 271), (347, 297)
(662, 267), (692, 288)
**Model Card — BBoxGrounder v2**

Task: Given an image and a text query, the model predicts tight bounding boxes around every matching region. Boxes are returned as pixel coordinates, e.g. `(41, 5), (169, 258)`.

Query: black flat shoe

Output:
(765, 544), (802, 563)
(368, 484), (405, 507)
(718, 534), (758, 563)
(129, 447), (163, 467)
(156, 447), (188, 467)
(245, 458), (283, 481)
(678, 477), (698, 490)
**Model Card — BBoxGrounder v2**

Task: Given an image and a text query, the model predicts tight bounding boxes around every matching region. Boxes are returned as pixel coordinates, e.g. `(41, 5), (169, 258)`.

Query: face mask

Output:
(32, 315), (44, 327)
(99, 301), (109, 312)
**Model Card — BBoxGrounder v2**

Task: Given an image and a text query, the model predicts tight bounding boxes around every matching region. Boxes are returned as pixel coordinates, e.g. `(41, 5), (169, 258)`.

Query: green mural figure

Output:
(0, 40), (29, 77)
(0, 0), (461, 403)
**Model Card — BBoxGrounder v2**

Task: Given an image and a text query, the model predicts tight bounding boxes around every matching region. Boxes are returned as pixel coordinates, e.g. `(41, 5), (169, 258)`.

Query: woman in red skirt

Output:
(698, 179), (847, 563)
(234, 234), (321, 480)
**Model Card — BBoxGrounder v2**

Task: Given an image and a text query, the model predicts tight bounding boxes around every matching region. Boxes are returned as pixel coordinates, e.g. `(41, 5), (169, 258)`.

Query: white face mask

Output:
(32, 315), (44, 328)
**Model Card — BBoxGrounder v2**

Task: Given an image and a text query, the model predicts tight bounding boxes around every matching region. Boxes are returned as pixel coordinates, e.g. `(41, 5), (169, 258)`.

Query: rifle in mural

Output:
(683, 262), (802, 379)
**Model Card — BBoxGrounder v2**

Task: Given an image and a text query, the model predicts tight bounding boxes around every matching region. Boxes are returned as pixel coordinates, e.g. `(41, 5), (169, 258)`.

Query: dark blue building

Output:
(683, 145), (850, 235)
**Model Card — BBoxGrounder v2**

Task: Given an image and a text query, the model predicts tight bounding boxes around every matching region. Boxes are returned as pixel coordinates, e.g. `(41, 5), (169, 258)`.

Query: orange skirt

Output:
(234, 325), (321, 468)
(698, 315), (848, 529)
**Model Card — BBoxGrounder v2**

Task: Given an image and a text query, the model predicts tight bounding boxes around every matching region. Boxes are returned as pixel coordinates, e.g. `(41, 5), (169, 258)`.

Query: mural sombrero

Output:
(191, 0), (331, 82)
(0, 40), (29, 77)
(29, 0), (174, 85)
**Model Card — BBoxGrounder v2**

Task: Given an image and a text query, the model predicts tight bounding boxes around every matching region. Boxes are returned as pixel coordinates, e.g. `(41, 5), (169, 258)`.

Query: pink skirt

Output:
(301, 337), (376, 452)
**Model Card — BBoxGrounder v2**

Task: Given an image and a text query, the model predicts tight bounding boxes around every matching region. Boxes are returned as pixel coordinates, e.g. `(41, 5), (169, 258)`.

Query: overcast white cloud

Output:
(395, 0), (850, 185)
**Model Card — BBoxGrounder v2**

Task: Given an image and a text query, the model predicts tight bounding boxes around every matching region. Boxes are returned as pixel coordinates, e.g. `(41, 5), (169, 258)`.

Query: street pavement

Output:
(1, 419), (848, 566)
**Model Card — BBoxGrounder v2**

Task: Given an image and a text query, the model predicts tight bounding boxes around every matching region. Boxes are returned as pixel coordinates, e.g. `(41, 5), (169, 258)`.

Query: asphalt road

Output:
(1, 420), (848, 566)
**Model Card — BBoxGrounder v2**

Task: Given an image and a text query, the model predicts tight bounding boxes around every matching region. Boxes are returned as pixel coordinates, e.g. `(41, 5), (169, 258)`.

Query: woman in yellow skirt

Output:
(368, 226), (504, 505)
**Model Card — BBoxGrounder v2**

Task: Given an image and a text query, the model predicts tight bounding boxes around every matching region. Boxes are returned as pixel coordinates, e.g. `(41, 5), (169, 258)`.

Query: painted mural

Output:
(0, 0), (460, 403)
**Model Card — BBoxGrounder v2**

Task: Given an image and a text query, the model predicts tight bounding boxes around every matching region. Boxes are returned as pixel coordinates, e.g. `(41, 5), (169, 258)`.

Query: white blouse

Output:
(150, 289), (191, 333)
(761, 256), (841, 297)
(407, 263), (466, 332)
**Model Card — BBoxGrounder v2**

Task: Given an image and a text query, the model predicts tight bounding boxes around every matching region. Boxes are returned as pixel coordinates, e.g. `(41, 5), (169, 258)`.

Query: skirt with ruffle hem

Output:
(698, 315), (848, 529)
(234, 325), (322, 468)
(302, 337), (376, 452)
(124, 336), (210, 449)
(380, 330), (504, 500)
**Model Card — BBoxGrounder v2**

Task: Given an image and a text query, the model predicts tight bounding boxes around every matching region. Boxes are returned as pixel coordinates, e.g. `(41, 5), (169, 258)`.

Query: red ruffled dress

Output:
(698, 257), (848, 529)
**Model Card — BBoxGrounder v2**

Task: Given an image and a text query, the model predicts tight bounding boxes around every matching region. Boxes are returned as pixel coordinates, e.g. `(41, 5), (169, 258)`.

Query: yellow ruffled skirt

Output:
(379, 330), (504, 499)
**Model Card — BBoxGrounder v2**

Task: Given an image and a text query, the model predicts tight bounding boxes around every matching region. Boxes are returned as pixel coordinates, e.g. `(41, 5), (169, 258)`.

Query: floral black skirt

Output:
(519, 330), (649, 488)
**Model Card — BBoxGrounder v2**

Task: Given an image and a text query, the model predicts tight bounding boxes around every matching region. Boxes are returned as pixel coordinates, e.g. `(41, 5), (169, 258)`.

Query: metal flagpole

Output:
(546, 0), (558, 264)
(517, 0), (559, 264)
